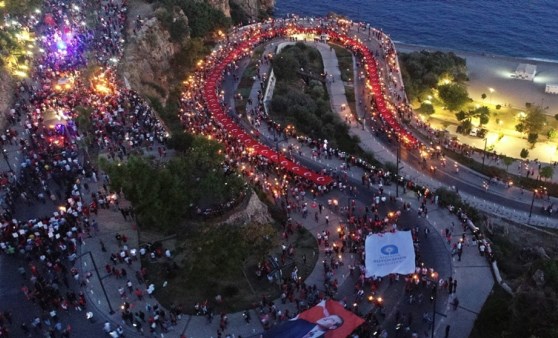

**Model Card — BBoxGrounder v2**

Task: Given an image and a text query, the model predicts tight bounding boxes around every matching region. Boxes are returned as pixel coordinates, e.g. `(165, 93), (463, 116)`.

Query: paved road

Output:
(0, 18), (495, 338)
(223, 35), (460, 335)
(0, 254), (103, 338)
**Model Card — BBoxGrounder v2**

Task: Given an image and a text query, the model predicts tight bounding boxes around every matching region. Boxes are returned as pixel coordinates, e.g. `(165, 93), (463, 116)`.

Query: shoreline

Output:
(394, 42), (558, 114)
(394, 42), (558, 163)
(394, 42), (558, 66)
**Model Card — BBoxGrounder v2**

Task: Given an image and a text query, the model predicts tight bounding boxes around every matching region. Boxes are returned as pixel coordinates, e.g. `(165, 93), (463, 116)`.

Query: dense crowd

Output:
(0, 0), (170, 336)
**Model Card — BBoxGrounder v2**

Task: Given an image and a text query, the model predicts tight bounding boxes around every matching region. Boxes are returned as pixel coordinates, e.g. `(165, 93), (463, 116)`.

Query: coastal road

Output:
(223, 45), (453, 337)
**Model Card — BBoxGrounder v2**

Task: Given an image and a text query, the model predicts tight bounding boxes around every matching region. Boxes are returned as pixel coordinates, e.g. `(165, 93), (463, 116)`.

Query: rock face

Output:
(119, 6), (189, 103)
(532, 269), (545, 287)
(231, 0), (275, 18)
(222, 190), (272, 225)
(206, 0), (231, 17)
(0, 69), (15, 127)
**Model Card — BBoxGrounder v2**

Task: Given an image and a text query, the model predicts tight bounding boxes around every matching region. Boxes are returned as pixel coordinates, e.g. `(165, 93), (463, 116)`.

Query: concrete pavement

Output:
(77, 32), (493, 338)
(20, 19), (537, 338)
(237, 35), (491, 337)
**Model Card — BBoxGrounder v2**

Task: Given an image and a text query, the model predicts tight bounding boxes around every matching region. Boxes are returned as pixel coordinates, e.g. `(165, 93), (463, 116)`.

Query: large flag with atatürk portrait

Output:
(263, 300), (364, 338)
(365, 231), (416, 277)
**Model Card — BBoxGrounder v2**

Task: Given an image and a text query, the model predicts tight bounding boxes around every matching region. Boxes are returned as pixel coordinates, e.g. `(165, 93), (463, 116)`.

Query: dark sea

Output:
(273, 0), (558, 61)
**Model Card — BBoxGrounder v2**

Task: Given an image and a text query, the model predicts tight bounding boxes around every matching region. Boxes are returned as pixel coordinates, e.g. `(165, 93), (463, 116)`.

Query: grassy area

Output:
(142, 219), (318, 313)
(345, 85), (359, 123)
(330, 43), (353, 82)
(235, 45), (265, 113)
(417, 98), (558, 144)
(270, 43), (381, 167)
(330, 44), (359, 120)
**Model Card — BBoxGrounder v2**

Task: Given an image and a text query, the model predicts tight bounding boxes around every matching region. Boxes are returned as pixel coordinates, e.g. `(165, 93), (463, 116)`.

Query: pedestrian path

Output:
(82, 20), (501, 338)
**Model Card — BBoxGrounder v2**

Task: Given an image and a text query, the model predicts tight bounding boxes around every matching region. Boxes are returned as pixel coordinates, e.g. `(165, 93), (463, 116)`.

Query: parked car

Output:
(469, 128), (479, 137)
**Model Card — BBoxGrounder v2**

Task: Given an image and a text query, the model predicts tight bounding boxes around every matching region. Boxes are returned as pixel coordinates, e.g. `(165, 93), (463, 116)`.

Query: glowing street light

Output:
(488, 87), (495, 104)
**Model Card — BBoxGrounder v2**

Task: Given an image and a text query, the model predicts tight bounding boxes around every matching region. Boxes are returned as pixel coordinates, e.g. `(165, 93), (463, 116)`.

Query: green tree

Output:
(481, 93), (487, 100)
(177, 0), (230, 38)
(471, 106), (490, 126)
(527, 133), (539, 145)
(515, 123), (525, 133)
(547, 128), (557, 140)
(555, 113), (558, 121)
(272, 53), (299, 81)
(523, 105), (547, 135)
(502, 156), (514, 173)
(100, 136), (244, 230)
(540, 166), (554, 181)
(438, 83), (469, 111)
(420, 102), (435, 115)
(398, 50), (467, 101)
(520, 148), (529, 159)
(166, 132), (194, 153)
(455, 110), (467, 121)
(1, 0), (41, 16)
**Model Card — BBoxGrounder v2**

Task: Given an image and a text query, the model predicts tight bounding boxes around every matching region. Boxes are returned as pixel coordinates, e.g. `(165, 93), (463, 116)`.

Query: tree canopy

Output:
(398, 51), (467, 101)
(455, 106), (490, 126)
(156, 0), (231, 39)
(101, 136), (244, 230)
(521, 105), (547, 135)
(540, 166), (554, 181)
(438, 83), (469, 111)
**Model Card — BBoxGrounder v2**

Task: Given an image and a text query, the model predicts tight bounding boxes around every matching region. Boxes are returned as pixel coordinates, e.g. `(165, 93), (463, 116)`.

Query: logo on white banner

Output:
(365, 231), (415, 277)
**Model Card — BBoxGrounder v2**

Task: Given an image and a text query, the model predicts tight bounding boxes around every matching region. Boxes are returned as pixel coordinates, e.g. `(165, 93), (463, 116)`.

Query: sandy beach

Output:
(395, 43), (558, 114)
(395, 43), (558, 163)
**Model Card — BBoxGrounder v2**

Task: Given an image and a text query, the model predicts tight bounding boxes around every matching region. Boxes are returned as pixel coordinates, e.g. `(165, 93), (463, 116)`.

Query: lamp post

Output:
(528, 189), (537, 225)
(481, 138), (487, 170)
(77, 251), (115, 315)
(2, 148), (12, 172)
(396, 135), (401, 198)
(488, 87), (495, 105)
(431, 286), (437, 338)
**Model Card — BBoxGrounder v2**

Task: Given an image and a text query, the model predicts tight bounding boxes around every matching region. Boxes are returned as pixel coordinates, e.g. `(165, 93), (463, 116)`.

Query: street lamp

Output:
(396, 135), (401, 198)
(2, 148), (13, 171)
(77, 251), (115, 315)
(431, 286), (437, 338)
(528, 189), (537, 224)
(488, 87), (495, 105)
(481, 138), (488, 170)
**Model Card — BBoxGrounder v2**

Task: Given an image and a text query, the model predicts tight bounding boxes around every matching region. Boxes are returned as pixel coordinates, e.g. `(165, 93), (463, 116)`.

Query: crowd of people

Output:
(0, 3), (508, 337)
(0, 0), (173, 336)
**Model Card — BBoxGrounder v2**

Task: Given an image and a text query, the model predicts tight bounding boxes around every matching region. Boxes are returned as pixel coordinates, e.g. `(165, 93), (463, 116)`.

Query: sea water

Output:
(274, 0), (558, 61)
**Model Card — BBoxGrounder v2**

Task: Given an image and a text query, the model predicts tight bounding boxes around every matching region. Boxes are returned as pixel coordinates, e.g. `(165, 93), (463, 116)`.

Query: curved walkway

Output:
(70, 18), (493, 338)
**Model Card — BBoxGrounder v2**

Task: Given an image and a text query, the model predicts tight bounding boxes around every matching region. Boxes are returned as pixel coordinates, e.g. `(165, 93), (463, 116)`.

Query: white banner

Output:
(365, 231), (416, 277)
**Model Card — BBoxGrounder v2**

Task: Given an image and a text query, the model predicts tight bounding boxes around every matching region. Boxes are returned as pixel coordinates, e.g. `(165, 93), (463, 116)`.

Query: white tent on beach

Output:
(514, 63), (537, 81)
(546, 84), (558, 94)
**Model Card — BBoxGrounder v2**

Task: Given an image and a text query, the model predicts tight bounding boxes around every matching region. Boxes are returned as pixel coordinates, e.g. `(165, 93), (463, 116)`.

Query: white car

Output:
(469, 128), (479, 137)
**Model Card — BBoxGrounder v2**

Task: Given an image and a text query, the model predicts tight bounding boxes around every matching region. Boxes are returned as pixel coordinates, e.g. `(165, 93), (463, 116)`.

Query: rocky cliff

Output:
(119, 4), (189, 103)
(231, 0), (275, 18)
(222, 190), (272, 225)
(207, 0), (231, 17)
(119, 0), (275, 102)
